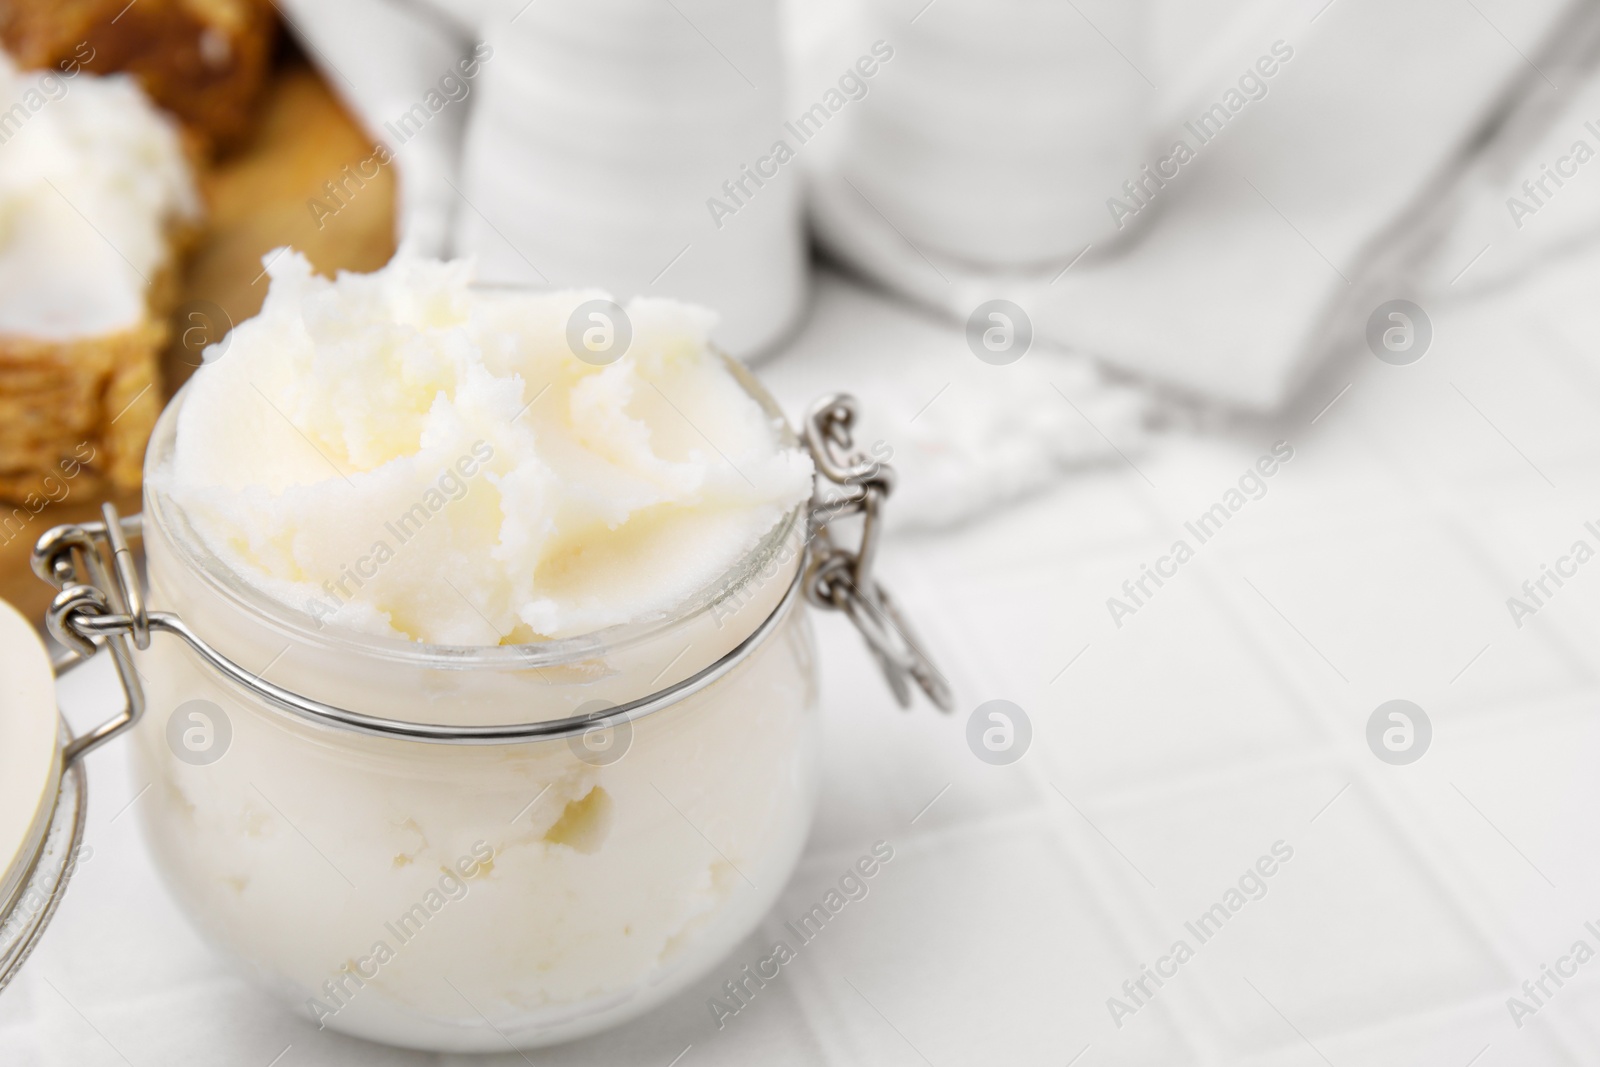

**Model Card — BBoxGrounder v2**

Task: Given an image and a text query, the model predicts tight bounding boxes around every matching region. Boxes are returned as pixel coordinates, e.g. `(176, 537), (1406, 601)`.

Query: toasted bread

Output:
(0, 56), (201, 505)
(0, 0), (276, 151)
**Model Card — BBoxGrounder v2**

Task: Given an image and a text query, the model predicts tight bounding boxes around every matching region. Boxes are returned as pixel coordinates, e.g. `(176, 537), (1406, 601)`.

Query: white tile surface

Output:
(11, 245), (1600, 1064)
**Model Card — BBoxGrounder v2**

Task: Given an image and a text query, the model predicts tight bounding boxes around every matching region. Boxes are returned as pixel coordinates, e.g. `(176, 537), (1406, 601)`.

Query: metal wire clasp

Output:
(802, 395), (953, 712)
(29, 396), (950, 753)
(31, 504), (148, 763)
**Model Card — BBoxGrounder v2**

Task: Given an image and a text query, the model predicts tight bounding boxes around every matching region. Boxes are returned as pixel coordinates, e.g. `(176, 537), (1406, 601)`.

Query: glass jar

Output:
(1, 378), (948, 1052)
(133, 364), (822, 1050)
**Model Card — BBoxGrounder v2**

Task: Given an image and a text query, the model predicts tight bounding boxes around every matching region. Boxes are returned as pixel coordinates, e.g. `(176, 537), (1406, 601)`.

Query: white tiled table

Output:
(6, 251), (1600, 1065)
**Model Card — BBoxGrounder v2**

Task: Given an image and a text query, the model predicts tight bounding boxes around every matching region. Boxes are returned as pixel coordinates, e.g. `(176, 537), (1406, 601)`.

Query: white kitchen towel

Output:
(793, 0), (1590, 410)
(1413, 11), (1600, 298)
(758, 271), (1154, 533)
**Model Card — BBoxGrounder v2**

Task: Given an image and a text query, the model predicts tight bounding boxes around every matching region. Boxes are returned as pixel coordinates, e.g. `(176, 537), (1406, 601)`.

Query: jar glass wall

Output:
(126, 373), (820, 1052)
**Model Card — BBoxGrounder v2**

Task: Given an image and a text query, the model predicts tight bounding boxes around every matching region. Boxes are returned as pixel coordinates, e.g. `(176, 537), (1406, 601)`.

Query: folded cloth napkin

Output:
(758, 270), (1154, 533)
(1412, 10), (1600, 298)
(794, 0), (1588, 410)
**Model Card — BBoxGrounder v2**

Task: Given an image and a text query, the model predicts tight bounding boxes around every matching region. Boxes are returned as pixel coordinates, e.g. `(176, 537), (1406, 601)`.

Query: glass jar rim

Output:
(142, 350), (807, 673)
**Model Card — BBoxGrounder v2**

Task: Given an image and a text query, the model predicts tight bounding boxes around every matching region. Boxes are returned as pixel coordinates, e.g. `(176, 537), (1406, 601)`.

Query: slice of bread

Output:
(0, 0), (276, 151)
(0, 319), (165, 499)
(0, 56), (201, 505)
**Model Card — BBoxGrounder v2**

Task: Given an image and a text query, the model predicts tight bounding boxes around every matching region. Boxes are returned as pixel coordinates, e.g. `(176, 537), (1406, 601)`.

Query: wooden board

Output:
(0, 59), (397, 626)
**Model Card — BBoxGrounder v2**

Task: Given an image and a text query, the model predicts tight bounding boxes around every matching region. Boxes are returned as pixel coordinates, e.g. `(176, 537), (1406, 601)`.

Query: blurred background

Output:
(7, 0), (1600, 1063)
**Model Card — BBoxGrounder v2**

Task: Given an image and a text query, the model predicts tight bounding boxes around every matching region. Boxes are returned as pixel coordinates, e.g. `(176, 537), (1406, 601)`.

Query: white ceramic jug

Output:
(832, 0), (1153, 267)
(456, 0), (806, 357)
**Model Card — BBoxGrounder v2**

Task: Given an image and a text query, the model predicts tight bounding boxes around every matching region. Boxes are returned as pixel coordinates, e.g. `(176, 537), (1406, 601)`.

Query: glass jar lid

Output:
(0, 596), (60, 893)
(0, 595), (77, 992)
